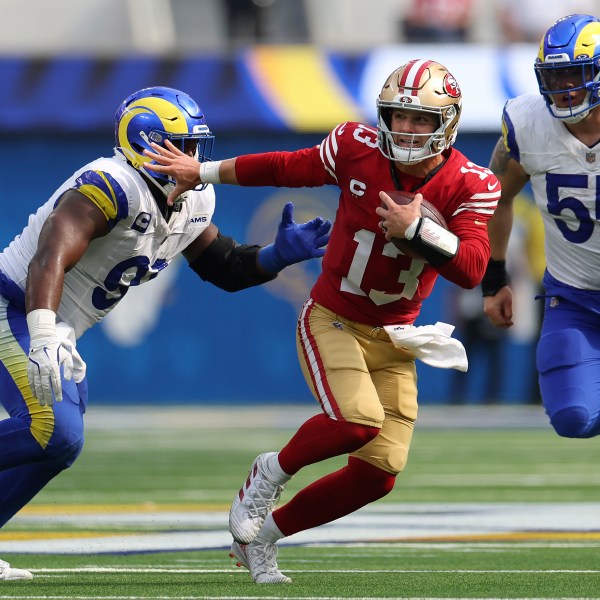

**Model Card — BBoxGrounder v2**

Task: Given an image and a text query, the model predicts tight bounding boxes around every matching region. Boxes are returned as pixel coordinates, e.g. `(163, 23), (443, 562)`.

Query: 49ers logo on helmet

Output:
(443, 73), (461, 98)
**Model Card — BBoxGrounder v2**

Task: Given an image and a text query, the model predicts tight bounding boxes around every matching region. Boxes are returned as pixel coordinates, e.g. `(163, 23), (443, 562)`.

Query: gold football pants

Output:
(296, 299), (417, 474)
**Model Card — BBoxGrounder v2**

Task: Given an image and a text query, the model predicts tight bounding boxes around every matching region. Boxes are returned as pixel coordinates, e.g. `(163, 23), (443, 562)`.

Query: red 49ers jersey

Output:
(235, 122), (499, 326)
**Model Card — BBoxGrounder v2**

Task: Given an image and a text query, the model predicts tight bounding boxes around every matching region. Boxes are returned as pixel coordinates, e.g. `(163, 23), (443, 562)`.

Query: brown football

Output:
(381, 190), (448, 259)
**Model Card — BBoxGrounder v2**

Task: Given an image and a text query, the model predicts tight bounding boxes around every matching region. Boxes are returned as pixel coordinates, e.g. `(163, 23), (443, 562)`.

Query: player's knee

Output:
(60, 435), (84, 467)
(349, 456), (396, 499)
(362, 446), (409, 474)
(550, 406), (594, 439)
(537, 329), (600, 438)
(46, 433), (84, 468)
(42, 418), (85, 468)
(386, 445), (410, 473)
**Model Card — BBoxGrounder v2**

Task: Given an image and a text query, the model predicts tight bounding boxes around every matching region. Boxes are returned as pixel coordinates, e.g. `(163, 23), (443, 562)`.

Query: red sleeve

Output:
(436, 170), (500, 289)
(234, 147), (334, 188)
(438, 217), (491, 288)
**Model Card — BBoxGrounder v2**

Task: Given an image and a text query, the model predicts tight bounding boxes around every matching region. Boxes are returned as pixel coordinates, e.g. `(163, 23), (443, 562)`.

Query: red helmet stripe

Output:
(398, 59), (434, 95)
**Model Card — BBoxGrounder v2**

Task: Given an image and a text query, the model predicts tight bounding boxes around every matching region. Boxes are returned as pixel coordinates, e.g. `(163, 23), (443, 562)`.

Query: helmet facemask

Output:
(376, 60), (462, 164)
(378, 103), (458, 163)
(535, 60), (600, 123)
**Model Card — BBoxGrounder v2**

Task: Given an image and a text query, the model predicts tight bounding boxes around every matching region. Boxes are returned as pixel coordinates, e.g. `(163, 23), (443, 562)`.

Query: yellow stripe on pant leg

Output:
(0, 307), (54, 449)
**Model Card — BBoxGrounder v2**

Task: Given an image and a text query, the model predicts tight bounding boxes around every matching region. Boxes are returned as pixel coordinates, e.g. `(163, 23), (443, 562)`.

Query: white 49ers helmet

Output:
(377, 59), (462, 164)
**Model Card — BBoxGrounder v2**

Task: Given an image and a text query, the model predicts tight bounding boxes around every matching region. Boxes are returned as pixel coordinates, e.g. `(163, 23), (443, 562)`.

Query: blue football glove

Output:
(258, 202), (332, 273)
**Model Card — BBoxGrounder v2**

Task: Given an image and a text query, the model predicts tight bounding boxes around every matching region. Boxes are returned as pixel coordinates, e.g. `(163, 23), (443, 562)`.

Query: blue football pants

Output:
(0, 296), (86, 527)
(537, 296), (600, 438)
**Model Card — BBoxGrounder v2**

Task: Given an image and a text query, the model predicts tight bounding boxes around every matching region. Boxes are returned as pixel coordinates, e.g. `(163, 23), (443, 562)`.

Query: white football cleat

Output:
(0, 559), (33, 581)
(229, 452), (286, 544)
(229, 539), (291, 584)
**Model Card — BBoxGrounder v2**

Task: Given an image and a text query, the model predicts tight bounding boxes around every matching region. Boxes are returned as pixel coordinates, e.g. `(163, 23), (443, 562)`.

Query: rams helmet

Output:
(535, 14), (600, 123)
(377, 59), (462, 164)
(115, 86), (214, 189)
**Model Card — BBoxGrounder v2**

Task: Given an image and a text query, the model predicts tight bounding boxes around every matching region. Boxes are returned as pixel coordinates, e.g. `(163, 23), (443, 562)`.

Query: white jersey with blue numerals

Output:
(502, 93), (600, 290)
(0, 151), (215, 338)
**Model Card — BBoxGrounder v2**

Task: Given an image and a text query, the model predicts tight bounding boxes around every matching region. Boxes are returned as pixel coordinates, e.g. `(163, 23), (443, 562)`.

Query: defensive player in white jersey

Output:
(145, 60), (499, 583)
(482, 14), (600, 438)
(0, 86), (331, 580)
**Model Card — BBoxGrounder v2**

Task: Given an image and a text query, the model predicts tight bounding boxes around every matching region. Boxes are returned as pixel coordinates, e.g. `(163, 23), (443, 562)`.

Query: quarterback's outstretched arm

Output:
(145, 140), (238, 205)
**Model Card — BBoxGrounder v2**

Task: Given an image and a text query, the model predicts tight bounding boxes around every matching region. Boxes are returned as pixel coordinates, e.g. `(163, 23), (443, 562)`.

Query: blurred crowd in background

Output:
(0, 0), (596, 54)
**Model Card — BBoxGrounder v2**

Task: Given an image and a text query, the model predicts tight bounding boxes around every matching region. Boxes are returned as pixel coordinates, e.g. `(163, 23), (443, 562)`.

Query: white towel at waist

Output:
(383, 322), (468, 372)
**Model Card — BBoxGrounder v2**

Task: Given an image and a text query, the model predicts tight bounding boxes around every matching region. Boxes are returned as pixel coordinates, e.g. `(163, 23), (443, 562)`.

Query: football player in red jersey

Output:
(145, 59), (500, 584)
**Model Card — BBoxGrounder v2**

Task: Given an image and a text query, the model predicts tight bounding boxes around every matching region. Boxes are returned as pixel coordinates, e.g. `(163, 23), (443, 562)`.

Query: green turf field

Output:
(1, 405), (599, 598)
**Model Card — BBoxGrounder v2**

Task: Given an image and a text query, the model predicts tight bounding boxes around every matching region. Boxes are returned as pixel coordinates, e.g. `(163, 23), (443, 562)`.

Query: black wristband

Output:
(481, 258), (510, 297)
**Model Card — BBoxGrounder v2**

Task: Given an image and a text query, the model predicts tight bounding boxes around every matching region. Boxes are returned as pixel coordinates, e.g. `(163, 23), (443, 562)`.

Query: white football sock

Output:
(265, 453), (292, 484)
(257, 513), (285, 543)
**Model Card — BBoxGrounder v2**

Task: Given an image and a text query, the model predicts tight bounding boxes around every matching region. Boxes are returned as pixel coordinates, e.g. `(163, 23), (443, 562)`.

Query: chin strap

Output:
(561, 110), (589, 124)
(552, 96), (592, 123)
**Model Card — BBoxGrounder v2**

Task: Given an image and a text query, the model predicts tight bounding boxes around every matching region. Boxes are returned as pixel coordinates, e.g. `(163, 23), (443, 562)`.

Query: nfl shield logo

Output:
(586, 152), (596, 164)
